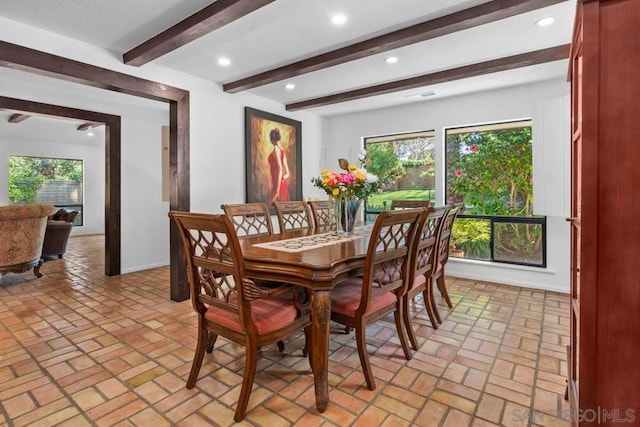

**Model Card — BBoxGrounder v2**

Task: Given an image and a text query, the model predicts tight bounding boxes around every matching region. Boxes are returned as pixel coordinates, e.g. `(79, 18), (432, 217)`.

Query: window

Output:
(445, 120), (545, 267)
(363, 130), (435, 221)
(8, 156), (84, 226)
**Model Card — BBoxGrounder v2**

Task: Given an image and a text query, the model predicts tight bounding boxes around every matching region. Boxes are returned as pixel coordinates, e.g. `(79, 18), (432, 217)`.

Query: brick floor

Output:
(0, 235), (570, 426)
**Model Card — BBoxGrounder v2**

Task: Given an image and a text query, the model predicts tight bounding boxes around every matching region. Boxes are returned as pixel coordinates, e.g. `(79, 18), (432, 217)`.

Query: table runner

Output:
(253, 225), (372, 253)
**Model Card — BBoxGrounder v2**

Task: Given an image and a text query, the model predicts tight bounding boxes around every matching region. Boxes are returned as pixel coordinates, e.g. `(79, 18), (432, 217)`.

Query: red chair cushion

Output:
(330, 277), (396, 317)
(205, 295), (298, 335)
(411, 273), (426, 290)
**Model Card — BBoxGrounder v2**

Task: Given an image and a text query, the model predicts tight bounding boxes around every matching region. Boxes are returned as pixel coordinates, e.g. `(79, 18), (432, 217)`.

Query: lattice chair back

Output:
(436, 205), (461, 266)
(411, 206), (449, 282)
(307, 200), (333, 228)
(358, 208), (424, 315)
(169, 212), (251, 327)
(221, 203), (273, 237)
(274, 201), (312, 231)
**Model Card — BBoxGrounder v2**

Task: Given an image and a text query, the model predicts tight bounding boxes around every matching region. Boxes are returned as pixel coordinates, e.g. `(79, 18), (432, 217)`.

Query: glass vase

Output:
(337, 197), (362, 235)
(328, 196), (339, 230)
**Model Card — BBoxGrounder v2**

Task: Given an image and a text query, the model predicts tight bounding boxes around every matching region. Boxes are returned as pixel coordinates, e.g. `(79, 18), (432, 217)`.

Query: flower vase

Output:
(328, 196), (339, 230)
(338, 197), (362, 235)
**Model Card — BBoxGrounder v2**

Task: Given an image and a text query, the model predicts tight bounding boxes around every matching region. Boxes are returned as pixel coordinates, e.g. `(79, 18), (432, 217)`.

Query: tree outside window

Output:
(446, 121), (543, 264)
(447, 126), (533, 216)
(364, 131), (436, 218)
(9, 155), (84, 225)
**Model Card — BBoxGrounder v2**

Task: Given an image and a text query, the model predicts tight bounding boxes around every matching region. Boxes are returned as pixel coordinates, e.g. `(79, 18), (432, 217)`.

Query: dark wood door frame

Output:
(0, 41), (191, 302)
(0, 96), (121, 276)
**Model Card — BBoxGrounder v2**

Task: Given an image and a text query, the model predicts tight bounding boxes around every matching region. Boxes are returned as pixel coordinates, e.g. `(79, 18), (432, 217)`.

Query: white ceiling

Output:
(0, 0), (576, 118)
(0, 111), (105, 146)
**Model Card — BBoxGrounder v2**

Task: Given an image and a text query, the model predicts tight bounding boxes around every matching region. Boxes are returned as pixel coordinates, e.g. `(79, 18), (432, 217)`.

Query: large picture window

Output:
(8, 155), (84, 226)
(363, 130), (435, 221)
(445, 120), (545, 267)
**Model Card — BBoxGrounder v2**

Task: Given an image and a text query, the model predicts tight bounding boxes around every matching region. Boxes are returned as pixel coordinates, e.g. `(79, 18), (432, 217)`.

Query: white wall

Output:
(323, 80), (571, 293)
(0, 135), (105, 236)
(0, 17), (325, 273)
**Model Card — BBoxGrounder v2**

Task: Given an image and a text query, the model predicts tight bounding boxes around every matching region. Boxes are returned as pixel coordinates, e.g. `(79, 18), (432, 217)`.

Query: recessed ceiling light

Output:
(285, 83), (295, 90)
(331, 14), (347, 26)
(87, 131), (94, 136)
(536, 17), (555, 27)
(385, 56), (398, 64)
(217, 57), (231, 66)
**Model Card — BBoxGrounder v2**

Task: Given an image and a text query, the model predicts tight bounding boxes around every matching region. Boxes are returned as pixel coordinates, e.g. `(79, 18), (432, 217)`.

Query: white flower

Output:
(358, 149), (367, 162)
(365, 173), (378, 183)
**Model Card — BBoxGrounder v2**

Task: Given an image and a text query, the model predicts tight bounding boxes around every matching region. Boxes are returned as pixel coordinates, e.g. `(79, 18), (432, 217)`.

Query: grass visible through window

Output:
(367, 189), (434, 211)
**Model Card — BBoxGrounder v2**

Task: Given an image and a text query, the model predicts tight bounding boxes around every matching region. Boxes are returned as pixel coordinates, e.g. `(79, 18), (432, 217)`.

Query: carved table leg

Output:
(310, 289), (331, 413)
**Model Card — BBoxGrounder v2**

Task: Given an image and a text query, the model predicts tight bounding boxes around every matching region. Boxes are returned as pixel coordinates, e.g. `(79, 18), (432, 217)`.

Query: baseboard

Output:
(121, 261), (169, 274)
(446, 260), (569, 294)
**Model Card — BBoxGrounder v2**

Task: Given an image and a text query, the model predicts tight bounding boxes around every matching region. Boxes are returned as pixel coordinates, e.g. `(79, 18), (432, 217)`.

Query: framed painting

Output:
(245, 107), (302, 209)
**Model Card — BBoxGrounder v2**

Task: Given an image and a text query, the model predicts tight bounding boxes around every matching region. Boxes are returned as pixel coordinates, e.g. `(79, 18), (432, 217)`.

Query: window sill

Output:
(448, 257), (556, 274)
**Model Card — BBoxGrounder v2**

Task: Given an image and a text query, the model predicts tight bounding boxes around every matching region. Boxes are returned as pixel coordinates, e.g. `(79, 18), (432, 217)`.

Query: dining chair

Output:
(404, 206), (449, 348)
(168, 211), (311, 422)
(431, 204), (462, 323)
(221, 202), (273, 236)
(390, 199), (433, 210)
(307, 200), (333, 228)
(330, 208), (424, 390)
(274, 200), (312, 232)
(222, 202), (288, 352)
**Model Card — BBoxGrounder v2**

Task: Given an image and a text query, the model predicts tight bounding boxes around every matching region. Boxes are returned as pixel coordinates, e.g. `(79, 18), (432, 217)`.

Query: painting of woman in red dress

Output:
(267, 128), (290, 207)
(244, 107), (301, 209)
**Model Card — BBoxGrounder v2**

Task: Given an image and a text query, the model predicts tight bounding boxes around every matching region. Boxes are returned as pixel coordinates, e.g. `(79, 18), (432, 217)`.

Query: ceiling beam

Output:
(8, 113), (30, 123)
(0, 41), (188, 102)
(285, 44), (571, 111)
(1, 97), (119, 123)
(77, 122), (103, 131)
(123, 0), (276, 67)
(224, 0), (568, 93)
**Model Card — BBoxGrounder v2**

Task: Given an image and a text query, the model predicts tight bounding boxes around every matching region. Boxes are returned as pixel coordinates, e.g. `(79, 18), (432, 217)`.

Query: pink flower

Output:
(470, 144), (478, 153)
(339, 173), (355, 185)
(455, 169), (463, 177)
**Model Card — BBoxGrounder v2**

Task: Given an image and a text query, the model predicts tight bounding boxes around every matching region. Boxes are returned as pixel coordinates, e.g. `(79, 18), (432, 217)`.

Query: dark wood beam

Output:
(8, 113), (30, 123)
(1, 96), (119, 123)
(77, 122), (102, 131)
(0, 41), (192, 302)
(169, 96), (190, 302)
(0, 40), (188, 102)
(224, 0), (568, 93)
(286, 44), (571, 111)
(105, 117), (121, 280)
(123, 0), (276, 66)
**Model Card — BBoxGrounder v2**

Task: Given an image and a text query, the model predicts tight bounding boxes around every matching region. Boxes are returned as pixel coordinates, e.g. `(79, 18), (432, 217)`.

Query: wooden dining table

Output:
(238, 226), (371, 412)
